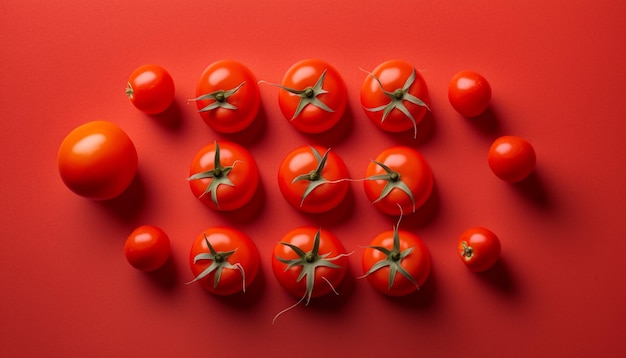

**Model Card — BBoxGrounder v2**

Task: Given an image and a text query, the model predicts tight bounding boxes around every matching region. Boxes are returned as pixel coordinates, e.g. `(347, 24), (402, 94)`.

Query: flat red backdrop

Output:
(2, 1), (625, 357)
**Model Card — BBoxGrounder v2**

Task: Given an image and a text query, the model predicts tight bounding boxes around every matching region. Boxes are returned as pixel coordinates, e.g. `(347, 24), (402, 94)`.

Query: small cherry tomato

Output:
(191, 60), (260, 133)
(124, 225), (171, 272)
(265, 59), (347, 134)
(362, 221), (431, 296)
(57, 121), (138, 200)
(188, 141), (260, 211)
(360, 60), (430, 138)
(125, 64), (175, 114)
(363, 146), (434, 216)
(277, 145), (349, 214)
(448, 70), (492, 117)
(188, 227), (260, 295)
(488, 135), (536, 183)
(458, 227), (501, 272)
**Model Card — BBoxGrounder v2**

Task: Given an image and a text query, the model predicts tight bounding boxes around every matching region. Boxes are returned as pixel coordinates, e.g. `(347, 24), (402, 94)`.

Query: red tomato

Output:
(277, 145), (349, 214)
(124, 225), (171, 272)
(360, 60), (430, 138)
(271, 227), (350, 322)
(488, 135), (536, 183)
(57, 121), (138, 200)
(125, 64), (175, 114)
(458, 227), (501, 272)
(191, 60), (260, 133)
(266, 59), (347, 134)
(362, 224), (431, 296)
(188, 227), (260, 295)
(448, 70), (492, 118)
(188, 141), (259, 211)
(363, 146), (434, 216)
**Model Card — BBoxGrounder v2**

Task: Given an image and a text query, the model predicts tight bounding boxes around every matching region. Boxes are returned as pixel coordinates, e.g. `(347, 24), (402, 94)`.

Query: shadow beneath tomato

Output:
(464, 105), (504, 137)
(220, 178), (266, 224)
(144, 255), (180, 291)
(379, 182), (440, 229)
(149, 97), (185, 131)
(302, 185), (355, 227)
(305, 265), (357, 315)
(511, 170), (553, 211)
(474, 257), (519, 298)
(298, 102), (355, 148)
(378, 109), (437, 148)
(94, 171), (146, 223)
(219, 103), (268, 146)
(378, 264), (438, 310)
(201, 264), (266, 309)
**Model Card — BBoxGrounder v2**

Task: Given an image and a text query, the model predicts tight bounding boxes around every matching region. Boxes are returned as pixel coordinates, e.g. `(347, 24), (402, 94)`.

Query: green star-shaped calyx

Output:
(187, 233), (246, 292)
(188, 141), (239, 209)
(292, 146), (331, 207)
(191, 81), (246, 112)
(366, 160), (416, 213)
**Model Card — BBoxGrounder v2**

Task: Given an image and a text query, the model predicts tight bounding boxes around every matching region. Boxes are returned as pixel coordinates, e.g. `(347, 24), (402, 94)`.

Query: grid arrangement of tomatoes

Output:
(57, 59), (536, 322)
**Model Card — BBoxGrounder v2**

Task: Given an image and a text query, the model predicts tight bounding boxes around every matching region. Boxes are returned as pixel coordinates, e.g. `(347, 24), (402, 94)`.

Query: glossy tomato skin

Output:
(195, 60), (260, 133)
(448, 70), (492, 117)
(189, 227), (260, 295)
(458, 227), (501, 272)
(277, 145), (349, 214)
(126, 64), (175, 114)
(278, 59), (347, 134)
(272, 227), (348, 299)
(362, 230), (431, 296)
(488, 135), (536, 183)
(188, 141), (259, 211)
(58, 121), (138, 200)
(364, 146), (434, 216)
(360, 60), (430, 134)
(124, 225), (171, 272)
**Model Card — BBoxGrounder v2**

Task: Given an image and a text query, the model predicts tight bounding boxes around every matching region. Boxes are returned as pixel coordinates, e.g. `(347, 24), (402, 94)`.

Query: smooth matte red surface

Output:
(1, 1), (625, 357)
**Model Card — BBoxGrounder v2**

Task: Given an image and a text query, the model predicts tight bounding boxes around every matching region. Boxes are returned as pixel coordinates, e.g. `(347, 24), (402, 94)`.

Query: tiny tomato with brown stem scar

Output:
(457, 227), (501, 272)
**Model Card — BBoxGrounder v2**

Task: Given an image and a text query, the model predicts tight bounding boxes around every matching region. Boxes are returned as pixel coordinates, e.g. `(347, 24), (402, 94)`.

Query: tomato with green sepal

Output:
(58, 120), (138, 200)
(458, 227), (501, 272)
(190, 60), (260, 133)
(271, 227), (351, 323)
(360, 60), (430, 138)
(363, 146), (434, 216)
(361, 215), (431, 296)
(188, 141), (259, 211)
(188, 227), (260, 295)
(277, 145), (349, 214)
(261, 59), (347, 134)
(488, 135), (536, 183)
(448, 70), (491, 118)
(125, 64), (175, 115)
(124, 225), (171, 272)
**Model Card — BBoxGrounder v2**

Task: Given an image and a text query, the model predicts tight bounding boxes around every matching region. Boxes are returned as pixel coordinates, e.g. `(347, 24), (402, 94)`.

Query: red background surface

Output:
(2, 1), (625, 357)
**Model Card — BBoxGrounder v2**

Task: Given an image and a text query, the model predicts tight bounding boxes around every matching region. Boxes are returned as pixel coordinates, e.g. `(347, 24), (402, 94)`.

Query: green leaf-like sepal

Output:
(187, 233), (246, 292)
(366, 160), (416, 213)
(292, 147), (331, 207)
(362, 67), (430, 138)
(188, 141), (240, 209)
(192, 81), (246, 112)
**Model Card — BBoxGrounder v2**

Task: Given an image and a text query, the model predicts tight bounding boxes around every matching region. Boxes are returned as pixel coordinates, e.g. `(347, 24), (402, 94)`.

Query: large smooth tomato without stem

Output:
(124, 225), (171, 272)
(125, 64), (175, 115)
(360, 60), (431, 138)
(457, 226), (501, 272)
(260, 59), (347, 134)
(277, 145), (349, 214)
(361, 214), (431, 296)
(271, 227), (351, 323)
(188, 141), (259, 211)
(187, 227), (260, 295)
(487, 135), (536, 183)
(58, 120), (138, 200)
(363, 146), (434, 216)
(190, 60), (261, 133)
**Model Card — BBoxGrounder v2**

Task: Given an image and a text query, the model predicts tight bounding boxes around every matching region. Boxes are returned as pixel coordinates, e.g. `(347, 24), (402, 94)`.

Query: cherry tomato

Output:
(362, 222), (431, 296)
(191, 60), (260, 133)
(57, 121), (138, 200)
(458, 227), (501, 272)
(360, 60), (430, 138)
(363, 146), (434, 216)
(188, 227), (260, 295)
(124, 225), (171, 272)
(448, 70), (492, 117)
(188, 141), (259, 211)
(125, 64), (175, 114)
(267, 59), (347, 134)
(277, 145), (349, 214)
(488, 135), (536, 183)
(271, 227), (350, 322)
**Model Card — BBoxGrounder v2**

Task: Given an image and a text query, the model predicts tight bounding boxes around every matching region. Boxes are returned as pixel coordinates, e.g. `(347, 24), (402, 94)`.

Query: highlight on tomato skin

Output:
(57, 120), (138, 201)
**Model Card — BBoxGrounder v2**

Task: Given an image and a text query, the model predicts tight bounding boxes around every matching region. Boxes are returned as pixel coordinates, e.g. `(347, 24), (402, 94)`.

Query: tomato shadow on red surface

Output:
(218, 103), (268, 146)
(511, 170), (553, 211)
(473, 257), (519, 298)
(143, 255), (180, 291)
(378, 264), (438, 310)
(94, 171), (147, 223)
(301, 185), (356, 227)
(304, 264), (358, 316)
(219, 178), (267, 225)
(298, 102), (355, 148)
(148, 97), (186, 131)
(462, 105), (504, 137)
(378, 181), (441, 229)
(200, 263), (267, 309)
